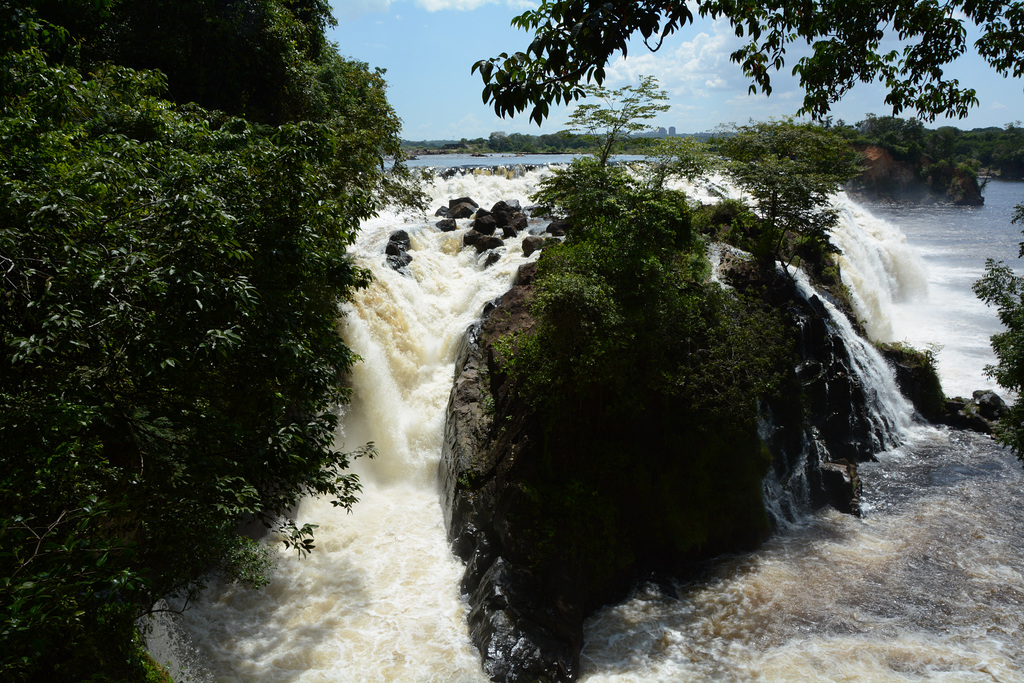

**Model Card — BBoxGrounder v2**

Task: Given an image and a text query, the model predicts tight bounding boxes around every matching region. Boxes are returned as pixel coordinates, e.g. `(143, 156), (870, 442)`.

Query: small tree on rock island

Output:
(714, 120), (862, 277)
(565, 74), (669, 166)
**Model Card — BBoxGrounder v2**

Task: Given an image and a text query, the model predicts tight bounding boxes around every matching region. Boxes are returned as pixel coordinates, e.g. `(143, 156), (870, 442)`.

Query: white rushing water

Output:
(159, 166), (1024, 682)
(832, 180), (1024, 398)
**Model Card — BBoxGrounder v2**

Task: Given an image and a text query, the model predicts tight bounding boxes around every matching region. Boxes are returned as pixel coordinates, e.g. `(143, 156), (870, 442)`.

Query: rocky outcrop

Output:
(878, 343), (946, 422)
(849, 144), (983, 205)
(943, 390), (1008, 434)
(441, 258), (894, 681)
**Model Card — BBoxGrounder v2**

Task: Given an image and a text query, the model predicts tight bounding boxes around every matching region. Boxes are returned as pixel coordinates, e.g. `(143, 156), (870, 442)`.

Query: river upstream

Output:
(151, 159), (1024, 682)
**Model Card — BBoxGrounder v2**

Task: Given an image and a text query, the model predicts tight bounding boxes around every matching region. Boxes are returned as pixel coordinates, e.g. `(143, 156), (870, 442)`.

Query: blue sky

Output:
(329, 0), (1024, 141)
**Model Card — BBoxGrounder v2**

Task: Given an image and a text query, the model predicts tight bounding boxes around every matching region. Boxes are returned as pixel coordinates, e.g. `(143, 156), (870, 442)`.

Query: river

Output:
(152, 162), (1024, 682)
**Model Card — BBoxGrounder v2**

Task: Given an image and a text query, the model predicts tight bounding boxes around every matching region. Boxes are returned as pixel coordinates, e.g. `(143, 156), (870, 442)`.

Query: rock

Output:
(467, 558), (581, 683)
(849, 144), (984, 205)
(522, 236), (556, 257)
(436, 218), (457, 231)
(450, 196), (479, 211)
(474, 235), (504, 253)
(973, 390), (1007, 420)
(387, 229), (411, 252)
(546, 219), (570, 236)
(943, 395), (998, 434)
(463, 229), (486, 248)
(464, 231), (504, 253)
(482, 251), (502, 268)
(440, 261), (897, 682)
(878, 344), (945, 422)
(473, 214), (498, 235)
(450, 202), (478, 219)
(386, 253), (412, 270)
(435, 206), (451, 218)
(489, 201), (530, 239)
(385, 230), (412, 272)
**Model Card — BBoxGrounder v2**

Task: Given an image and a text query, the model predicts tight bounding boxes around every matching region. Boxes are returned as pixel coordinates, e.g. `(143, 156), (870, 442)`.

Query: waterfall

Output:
(792, 269), (916, 447)
(161, 168), (937, 681)
(828, 193), (930, 343)
(161, 169), (563, 682)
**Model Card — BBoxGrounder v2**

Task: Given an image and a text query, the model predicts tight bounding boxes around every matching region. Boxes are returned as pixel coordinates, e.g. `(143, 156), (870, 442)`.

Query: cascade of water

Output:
(159, 169), (950, 682)
(161, 169), (563, 681)
(828, 193), (930, 343)
(791, 269), (916, 448)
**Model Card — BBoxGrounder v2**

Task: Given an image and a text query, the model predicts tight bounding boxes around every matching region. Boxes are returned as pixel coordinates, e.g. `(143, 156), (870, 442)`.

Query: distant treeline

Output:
(832, 115), (1024, 179)
(403, 130), (712, 155)
(405, 118), (1024, 178)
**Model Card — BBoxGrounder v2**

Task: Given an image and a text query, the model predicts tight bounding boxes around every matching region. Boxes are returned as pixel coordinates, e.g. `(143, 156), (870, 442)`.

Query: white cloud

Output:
(603, 19), (745, 99)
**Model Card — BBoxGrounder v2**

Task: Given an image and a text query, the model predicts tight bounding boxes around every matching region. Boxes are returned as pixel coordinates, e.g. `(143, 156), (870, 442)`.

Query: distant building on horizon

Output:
(669, 126), (676, 136)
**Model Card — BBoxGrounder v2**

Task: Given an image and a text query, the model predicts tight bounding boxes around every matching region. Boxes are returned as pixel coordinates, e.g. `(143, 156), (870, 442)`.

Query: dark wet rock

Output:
(387, 230), (411, 252)
(482, 251), (502, 268)
(522, 236), (558, 257)
(450, 196), (480, 210)
(435, 206), (451, 218)
(474, 235), (504, 253)
(464, 230), (504, 253)
(450, 201), (479, 219)
(943, 391), (1005, 434)
(468, 558), (580, 683)
(463, 229), (485, 248)
(385, 230), (412, 272)
(436, 217), (458, 232)
(474, 213), (498, 236)
(973, 390), (1007, 421)
(545, 219), (570, 236)
(878, 344), (945, 422)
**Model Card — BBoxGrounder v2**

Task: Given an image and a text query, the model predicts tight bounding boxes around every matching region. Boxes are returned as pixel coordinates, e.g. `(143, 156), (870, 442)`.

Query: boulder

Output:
(973, 390), (1007, 421)
(436, 218), (457, 232)
(462, 229), (486, 248)
(450, 202), (478, 220)
(546, 219), (570, 236)
(522, 236), (556, 257)
(386, 253), (412, 271)
(385, 230), (412, 272)
(387, 229), (411, 252)
(474, 235), (504, 253)
(464, 231), (504, 253)
(450, 196), (480, 211)
(435, 206), (451, 218)
(473, 214), (498, 236)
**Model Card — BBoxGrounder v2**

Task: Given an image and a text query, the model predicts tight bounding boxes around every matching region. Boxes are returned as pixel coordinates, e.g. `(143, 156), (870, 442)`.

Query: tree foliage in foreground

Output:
(473, 0), (1024, 124)
(1, 7), (418, 679)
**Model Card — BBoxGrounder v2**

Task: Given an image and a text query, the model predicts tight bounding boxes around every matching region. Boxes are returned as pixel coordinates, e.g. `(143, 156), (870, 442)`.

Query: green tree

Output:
(565, 74), (669, 165)
(713, 120), (861, 277)
(473, 0), (1024, 125)
(975, 208), (1024, 459)
(1, 7), (419, 679)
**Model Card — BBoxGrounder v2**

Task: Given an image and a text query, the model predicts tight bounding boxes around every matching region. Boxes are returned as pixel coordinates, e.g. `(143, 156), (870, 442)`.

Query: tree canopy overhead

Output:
(473, 0), (1024, 124)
